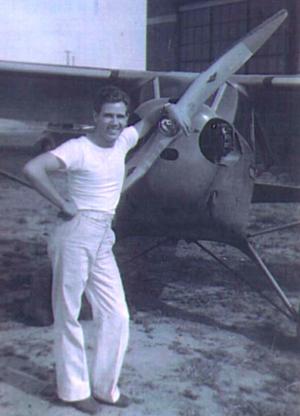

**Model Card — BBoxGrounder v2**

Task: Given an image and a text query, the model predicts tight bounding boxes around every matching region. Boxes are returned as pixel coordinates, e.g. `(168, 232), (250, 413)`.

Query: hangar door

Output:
(178, 0), (289, 74)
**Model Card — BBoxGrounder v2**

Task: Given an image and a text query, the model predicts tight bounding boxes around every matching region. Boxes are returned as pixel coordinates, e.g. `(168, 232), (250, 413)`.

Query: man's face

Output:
(94, 101), (129, 147)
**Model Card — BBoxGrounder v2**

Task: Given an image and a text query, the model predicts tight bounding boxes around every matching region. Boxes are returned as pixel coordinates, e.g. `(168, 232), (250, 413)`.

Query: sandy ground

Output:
(1, 123), (300, 416)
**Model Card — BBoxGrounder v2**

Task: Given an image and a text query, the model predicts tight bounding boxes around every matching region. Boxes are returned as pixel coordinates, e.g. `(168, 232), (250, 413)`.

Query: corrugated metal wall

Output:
(147, 0), (294, 74)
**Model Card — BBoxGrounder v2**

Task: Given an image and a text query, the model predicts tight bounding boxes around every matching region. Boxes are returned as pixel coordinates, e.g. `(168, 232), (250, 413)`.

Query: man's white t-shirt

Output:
(50, 126), (139, 214)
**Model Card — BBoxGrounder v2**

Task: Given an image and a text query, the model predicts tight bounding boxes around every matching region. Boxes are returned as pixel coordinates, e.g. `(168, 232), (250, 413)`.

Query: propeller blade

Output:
(123, 9), (287, 192)
(123, 128), (180, 192)
(176, 9), (288, 122)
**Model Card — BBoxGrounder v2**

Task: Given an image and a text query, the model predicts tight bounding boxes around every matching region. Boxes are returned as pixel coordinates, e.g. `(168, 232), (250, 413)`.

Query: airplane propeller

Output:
(123, 9), (288, 192)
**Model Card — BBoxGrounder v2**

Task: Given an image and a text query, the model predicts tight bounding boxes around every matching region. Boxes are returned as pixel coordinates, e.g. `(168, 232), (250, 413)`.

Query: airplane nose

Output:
(159, 117), (180, 137)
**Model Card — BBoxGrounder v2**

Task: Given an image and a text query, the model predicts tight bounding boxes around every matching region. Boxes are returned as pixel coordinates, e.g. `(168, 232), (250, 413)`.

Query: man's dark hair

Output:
(93, 85), (131, 114)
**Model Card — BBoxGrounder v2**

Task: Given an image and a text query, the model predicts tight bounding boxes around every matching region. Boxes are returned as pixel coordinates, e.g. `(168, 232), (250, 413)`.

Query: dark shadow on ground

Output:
(129, 293), (300, 354)
(0, 353), (57, 405)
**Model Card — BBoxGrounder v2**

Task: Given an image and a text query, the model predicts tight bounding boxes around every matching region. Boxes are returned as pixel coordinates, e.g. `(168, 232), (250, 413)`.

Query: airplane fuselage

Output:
(116, 87), (256, 247)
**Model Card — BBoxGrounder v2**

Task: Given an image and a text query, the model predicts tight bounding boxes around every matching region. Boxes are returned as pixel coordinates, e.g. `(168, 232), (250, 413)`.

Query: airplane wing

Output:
(252, 182), (300, 203)
(239, 76), (300, 204)
(0, 60), (197, 126)
(231, 74), (300, 87)
(1, 61), (299, 124)
(0, 60), (164, 125)
(231, 74), (300, 139)
(0, 11), (288, 128)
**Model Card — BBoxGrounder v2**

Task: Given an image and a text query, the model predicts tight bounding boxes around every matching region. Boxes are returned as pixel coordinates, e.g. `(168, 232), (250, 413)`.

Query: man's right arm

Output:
(23, 153), (77, 217)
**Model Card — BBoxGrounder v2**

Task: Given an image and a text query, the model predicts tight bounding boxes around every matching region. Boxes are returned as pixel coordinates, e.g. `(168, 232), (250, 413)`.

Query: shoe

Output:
(94, 393), (130, 408)
(70, 397), (100, 414)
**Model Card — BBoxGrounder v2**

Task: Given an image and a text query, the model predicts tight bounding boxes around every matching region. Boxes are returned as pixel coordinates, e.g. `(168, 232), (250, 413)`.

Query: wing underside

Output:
(0, 60), (164, 124)
(252, 182), (300, 203)
(0, 57), (299, 125)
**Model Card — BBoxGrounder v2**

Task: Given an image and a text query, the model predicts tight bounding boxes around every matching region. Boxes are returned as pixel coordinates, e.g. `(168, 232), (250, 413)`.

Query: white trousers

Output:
(48, 211), (129, 403)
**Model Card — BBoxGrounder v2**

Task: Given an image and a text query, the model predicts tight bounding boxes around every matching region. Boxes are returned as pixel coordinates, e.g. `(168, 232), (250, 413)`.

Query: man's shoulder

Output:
(71, 135), (89, 144)
(62, 135), (89, 149)
(121, 125), (138, 136)
(119, 126), (139, 147)
(50, 136), (88, 158)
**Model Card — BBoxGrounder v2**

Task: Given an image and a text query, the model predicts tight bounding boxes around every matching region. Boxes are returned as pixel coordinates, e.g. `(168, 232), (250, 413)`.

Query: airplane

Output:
(1, 9), (300, 332)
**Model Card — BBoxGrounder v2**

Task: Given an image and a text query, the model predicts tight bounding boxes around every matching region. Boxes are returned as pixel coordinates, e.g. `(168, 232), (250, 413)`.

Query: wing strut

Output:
(248, 221), (300, 238)
(153, 77), (161, 99)
(120, 238), (170, 265)
(245, 240), (298, 321)
(194, 240), (298, 323)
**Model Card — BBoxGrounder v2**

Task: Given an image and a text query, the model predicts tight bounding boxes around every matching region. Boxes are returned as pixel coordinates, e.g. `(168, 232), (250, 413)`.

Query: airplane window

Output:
(199, 118), (241, 165)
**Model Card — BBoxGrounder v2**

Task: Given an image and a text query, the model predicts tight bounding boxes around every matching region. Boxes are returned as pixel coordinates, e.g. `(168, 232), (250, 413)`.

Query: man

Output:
(23, 86), (180, 414)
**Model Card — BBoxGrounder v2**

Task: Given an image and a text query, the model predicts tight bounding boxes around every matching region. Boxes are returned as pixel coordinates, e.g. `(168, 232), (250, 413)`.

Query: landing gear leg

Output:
(244, 240), (300, 341)
(195, 239), (300, 340)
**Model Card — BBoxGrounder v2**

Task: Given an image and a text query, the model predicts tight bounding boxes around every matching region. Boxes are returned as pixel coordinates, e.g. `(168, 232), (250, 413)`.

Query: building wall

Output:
(293, 0), (300, 72)
(0, 0), (146, 70)
(147, 0), (298, 74)
(147, 1), (178, 71)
